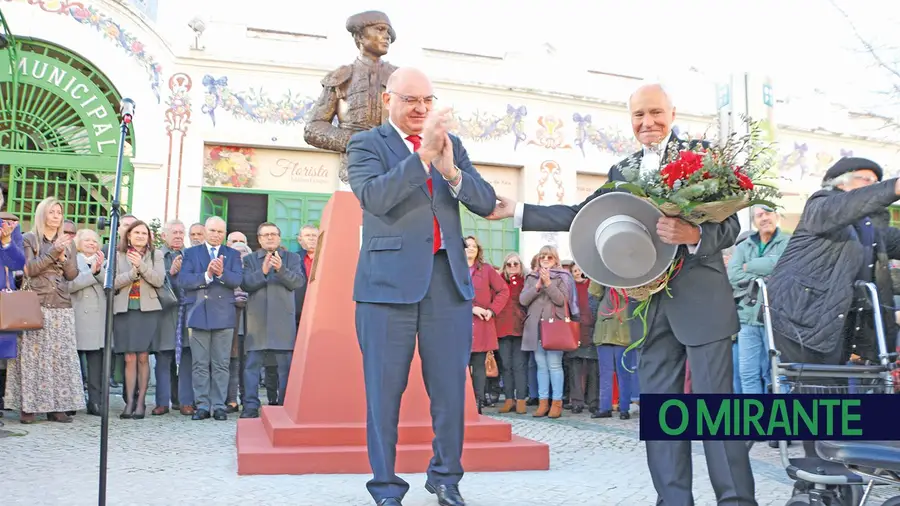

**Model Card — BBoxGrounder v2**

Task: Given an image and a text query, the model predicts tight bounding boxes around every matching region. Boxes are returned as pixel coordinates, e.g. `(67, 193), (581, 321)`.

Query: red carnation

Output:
(734, 167), (754, 190)
(660, 150), (706, 188)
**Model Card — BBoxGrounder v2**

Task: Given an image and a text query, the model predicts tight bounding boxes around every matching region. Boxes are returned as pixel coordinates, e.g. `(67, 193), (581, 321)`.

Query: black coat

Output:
(768, 180), (900, 359)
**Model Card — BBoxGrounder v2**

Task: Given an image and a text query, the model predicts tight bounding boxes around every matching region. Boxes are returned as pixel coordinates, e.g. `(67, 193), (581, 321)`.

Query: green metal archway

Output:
(0, 34), (135, 229)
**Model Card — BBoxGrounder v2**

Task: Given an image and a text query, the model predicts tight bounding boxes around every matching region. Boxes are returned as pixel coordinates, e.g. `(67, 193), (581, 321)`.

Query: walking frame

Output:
(750, 278), (900, 506)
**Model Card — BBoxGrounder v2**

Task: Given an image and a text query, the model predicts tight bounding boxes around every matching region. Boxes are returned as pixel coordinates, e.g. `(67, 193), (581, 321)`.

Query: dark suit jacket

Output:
(347, 123), (497, 304)
(174, 243), (243, 331)
(521, 136), (740, 345)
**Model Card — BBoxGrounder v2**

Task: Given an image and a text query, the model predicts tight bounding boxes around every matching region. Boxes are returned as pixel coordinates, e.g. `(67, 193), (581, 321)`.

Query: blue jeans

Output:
(732, 340), (742, 394)
(596, 345), (634, 412)
(738, 324), (770, 394)
(533, 345), (564, 400)
(527, 352), (538, 399)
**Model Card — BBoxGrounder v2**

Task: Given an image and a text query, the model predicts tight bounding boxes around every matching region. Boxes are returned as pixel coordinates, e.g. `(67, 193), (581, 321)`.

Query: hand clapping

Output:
(270, 251), (282, 271)
(419, 108), (457, 179)
(0, 220), (15, 241)
(540, 267), (551, 287)
(92, 251), (105, 274)
(127, 250), (142, 268)
(169, 254), (182, 275)
(211, 256), (224, 276)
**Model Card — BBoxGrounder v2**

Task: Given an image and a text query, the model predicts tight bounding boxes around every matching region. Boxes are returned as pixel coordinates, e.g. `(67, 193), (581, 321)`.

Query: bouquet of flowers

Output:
(606, 120), (780, 226)
(601, 119), (781, 368)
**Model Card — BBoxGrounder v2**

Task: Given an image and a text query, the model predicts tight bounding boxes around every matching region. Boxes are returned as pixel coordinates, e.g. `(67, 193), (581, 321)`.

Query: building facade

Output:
(2, 0), (898, 266)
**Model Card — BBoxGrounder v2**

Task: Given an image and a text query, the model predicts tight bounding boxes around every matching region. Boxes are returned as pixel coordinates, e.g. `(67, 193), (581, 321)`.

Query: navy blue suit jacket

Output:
(174, 243), (243, 331)
(347, 123), (497, 304)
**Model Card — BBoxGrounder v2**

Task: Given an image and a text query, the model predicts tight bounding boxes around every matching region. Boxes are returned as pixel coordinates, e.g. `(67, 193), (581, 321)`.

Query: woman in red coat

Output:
(465, 236), (510, 412)
(494, 252), (529, 414)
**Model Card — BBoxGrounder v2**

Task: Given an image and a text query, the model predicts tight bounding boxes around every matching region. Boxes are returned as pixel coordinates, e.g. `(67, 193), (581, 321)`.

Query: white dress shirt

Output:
(514, 130), (702, 254)
(389, 119), (462, 250)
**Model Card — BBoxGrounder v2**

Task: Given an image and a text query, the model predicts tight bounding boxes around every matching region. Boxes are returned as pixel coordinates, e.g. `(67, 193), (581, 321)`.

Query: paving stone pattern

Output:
(2, 396), (896, 505)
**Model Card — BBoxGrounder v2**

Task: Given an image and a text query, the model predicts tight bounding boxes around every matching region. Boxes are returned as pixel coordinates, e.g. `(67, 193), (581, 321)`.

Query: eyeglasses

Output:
(540, 254), (555, 260)
(506, 261), (520, 267)
(389, 92), (436, 106)
(64, 230), (76, 236)
(851, 174), (878, 184)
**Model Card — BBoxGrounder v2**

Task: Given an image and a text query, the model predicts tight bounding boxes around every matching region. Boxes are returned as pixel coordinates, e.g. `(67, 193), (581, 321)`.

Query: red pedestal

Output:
(236, 192), (550, 475)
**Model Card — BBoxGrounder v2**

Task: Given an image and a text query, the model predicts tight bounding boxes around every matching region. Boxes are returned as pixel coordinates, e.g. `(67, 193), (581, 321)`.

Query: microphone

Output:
(120, 98), (135, 124)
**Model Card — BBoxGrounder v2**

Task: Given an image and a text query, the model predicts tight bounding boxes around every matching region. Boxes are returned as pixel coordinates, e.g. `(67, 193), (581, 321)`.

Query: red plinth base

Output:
(235, 191), (549, 475)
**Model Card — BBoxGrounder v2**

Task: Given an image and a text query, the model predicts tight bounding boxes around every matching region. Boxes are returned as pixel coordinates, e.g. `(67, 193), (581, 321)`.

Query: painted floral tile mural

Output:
(203, 145), (258, 188)
(527, 116), (572, 150)
(452, 105), (528, 149)
(572, 113), (638, 156)
(9, 0), (163, 102)
(201, 75), (316, 127)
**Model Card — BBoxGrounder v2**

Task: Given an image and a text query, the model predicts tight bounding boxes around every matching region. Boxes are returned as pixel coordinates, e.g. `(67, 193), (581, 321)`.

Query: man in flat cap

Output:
(304, 11), (398, 185)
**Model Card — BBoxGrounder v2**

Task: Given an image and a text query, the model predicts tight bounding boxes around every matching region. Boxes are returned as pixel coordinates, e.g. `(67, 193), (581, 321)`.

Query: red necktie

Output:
(406, 134), (441, 254)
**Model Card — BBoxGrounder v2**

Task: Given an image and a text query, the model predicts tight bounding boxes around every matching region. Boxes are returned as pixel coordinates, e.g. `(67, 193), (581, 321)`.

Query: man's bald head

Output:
(384, 67), (434, 135)
(628, 83), (676, 147)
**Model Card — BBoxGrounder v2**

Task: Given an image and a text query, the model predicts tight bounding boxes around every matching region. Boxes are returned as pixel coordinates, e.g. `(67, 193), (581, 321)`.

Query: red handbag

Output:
(539, 299), (580, 351)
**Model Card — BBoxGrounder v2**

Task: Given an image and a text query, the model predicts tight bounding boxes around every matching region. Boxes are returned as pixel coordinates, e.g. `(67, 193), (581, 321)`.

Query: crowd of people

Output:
(0, 192), (645, 425)
(0, 198), (318, 423)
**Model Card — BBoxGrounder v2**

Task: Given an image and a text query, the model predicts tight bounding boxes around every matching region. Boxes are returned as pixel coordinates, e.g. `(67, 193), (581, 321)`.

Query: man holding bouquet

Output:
(487, 83), (757, 505)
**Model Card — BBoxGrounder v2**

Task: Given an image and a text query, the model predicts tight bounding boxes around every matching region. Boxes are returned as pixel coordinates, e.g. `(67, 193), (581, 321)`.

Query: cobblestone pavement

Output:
(2, 396), (895, 506)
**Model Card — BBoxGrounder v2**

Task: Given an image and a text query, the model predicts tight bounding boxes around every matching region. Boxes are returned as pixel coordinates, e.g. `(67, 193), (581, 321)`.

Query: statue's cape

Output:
(321, 65), (353, 87)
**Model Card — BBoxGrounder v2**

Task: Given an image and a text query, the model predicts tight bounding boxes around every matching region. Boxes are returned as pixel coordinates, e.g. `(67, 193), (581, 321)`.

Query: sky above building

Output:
(247, 0), (898, 117)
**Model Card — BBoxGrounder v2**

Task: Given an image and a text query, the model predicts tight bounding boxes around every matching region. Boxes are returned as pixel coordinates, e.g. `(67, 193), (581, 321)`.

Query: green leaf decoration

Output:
(601, 181), (648, 197)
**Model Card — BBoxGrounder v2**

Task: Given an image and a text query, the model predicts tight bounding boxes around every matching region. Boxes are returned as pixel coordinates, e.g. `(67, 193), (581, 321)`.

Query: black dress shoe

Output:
(591, 410), (612, 419)
(192, 409), (211, 420)
(571, 405), (583, 414)
(213, 408), (228, 421)
(376, 499), (402, 506)
(240, 408), (259, 419)
(619, 412), (631, 420)
(425, 483), (465, 506)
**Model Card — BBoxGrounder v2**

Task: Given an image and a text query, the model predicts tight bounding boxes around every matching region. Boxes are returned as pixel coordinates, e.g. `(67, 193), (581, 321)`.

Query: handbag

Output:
(157, 278), (178, 310)
(539, 299), (580, 351)
(485, 351), (499, 378)
(0, 266), (44, 332)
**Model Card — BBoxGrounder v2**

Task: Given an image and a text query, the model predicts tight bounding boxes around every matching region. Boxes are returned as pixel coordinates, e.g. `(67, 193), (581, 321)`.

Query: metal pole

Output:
(97, 98), (134, 506)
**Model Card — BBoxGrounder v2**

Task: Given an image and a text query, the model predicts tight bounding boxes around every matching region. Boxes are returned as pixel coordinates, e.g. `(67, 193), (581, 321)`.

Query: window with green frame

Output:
(460, 209), (519, 267)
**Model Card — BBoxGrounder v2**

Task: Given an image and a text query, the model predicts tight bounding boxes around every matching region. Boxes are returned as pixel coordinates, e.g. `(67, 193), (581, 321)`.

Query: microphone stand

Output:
(97, 98), (134, 506)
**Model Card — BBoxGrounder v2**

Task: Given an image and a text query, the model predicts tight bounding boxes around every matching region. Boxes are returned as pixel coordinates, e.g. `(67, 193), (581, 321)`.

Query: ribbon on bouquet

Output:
(612, 256), (686, 374)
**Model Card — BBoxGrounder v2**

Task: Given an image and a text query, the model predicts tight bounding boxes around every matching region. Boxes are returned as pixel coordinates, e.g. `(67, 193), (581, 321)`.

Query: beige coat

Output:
(110, 249), (165, 314)
(68, 253), (107, 350)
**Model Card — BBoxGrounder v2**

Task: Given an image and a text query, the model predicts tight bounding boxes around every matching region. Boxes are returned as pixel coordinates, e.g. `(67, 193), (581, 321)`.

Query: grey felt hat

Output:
(569, 193), (678, 289)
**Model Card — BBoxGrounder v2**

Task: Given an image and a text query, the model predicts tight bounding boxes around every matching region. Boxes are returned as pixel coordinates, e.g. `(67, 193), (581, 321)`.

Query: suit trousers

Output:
(639, 304), (757, 506)
(567, 356), (598, 409)
(81, 349), (104, 408)
(242, 350), (291, 410)
(356, 251), (473, 503)
(189, 328), (233, 412)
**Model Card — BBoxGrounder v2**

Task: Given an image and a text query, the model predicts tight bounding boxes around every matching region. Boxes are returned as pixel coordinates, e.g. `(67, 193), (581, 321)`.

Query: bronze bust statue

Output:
(304, 10), (398, 185)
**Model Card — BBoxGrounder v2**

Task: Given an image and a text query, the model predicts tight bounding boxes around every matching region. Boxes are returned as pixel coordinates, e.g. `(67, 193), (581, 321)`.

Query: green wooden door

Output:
(460, 210), (519, 267)
(200, 191), (229, 223)
(267, 192), (330, 250)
